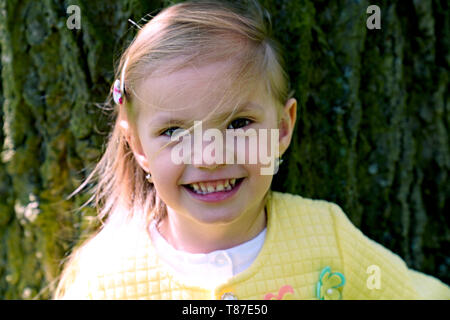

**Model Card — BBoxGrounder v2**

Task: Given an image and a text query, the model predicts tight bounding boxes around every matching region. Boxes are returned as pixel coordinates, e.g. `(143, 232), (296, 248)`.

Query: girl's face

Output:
(123, 60), (296, 227)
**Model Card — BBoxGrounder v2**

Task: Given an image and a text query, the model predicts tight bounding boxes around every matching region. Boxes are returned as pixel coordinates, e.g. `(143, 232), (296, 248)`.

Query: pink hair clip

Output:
(113, 79), (123, 105)
(113, 57), (130, 105)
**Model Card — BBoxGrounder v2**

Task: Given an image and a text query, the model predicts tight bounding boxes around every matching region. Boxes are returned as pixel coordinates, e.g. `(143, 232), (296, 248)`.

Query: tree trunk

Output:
(0, 0), (448, 299)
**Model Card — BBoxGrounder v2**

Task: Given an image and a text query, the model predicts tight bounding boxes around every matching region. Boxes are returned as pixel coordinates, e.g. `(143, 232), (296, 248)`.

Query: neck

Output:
(157, 200), (267, 254)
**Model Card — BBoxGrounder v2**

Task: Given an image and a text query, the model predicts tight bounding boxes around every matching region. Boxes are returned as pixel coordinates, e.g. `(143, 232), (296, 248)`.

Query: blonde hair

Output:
(53, 0), (294, 299)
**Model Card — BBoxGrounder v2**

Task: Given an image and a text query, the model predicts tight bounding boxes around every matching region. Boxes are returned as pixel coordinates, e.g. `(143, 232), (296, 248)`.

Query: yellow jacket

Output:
(60, 191), (450, 300)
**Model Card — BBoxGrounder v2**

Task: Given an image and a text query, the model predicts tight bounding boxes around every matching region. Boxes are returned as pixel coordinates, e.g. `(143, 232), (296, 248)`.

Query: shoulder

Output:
(59, 222), (153, 299)
(269, 191), (370, 237)
(267, 191), (450, 299)
(269, 191), (342, 226)
(269, 191), (337, 212)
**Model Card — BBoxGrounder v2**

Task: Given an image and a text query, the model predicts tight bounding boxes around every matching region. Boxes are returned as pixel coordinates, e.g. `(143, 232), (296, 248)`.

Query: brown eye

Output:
(227, 118), (253, 129)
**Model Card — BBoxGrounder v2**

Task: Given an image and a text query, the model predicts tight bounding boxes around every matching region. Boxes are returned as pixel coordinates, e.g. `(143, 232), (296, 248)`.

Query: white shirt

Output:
(148, 221), (267, 288)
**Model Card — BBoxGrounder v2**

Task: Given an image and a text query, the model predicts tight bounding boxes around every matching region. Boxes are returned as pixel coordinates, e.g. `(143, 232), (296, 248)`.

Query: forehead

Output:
(132, 59), (266, 119)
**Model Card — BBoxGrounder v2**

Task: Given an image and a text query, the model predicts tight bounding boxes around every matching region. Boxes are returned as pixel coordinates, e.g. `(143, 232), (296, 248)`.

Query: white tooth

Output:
(207, 185), (215, 193)
(224, 180), (230, 188)
(225, 185), (232, 191)
(199, 183), (207, 192)
(192, 184), (199, 191)
(230, 178), (236, 186)
(216, 184), (224, 191)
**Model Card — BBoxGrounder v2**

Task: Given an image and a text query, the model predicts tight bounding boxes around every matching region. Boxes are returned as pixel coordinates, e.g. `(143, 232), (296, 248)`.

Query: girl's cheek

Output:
(155, 151), (185, 181)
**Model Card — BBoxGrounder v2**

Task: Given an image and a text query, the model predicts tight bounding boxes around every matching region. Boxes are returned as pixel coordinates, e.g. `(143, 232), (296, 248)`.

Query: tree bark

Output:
(0, 0), (448, 299)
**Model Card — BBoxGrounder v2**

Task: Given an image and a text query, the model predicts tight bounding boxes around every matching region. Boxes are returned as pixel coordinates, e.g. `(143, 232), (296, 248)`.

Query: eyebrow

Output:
(150, 102), (264, 128)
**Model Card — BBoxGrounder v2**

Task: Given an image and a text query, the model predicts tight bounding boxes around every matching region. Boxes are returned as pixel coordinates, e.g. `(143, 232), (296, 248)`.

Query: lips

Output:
(183, 178), (244, 195)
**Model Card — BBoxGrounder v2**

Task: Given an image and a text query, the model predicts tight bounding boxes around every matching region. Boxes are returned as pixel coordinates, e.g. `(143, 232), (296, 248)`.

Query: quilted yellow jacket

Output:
(60, 191), (450, 300)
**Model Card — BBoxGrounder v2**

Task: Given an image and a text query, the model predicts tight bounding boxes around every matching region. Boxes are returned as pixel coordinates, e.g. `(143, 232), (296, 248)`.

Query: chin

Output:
(190, 209), (241, 225)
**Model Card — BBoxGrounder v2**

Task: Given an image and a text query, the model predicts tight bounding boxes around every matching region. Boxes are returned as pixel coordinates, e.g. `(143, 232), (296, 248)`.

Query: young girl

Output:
(54, 0), (450, 300)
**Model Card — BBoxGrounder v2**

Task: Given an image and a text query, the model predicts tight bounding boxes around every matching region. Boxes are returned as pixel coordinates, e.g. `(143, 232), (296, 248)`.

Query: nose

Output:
(189, 127), (231, 169)
(191, 139), (227, 170)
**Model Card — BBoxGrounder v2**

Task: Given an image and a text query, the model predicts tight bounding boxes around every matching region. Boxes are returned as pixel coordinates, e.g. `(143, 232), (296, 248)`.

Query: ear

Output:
(119, 113), (151, 172)
(278, 98), (297, 156)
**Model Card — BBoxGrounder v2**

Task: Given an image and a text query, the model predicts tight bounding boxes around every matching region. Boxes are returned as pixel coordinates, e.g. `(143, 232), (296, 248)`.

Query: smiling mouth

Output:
(182, 178), (245, 195)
